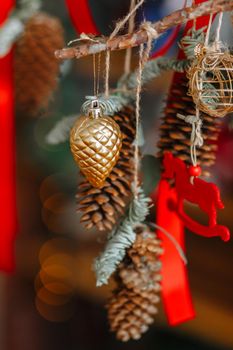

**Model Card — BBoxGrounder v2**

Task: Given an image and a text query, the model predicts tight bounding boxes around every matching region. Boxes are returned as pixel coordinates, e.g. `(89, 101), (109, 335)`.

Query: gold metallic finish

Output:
(70, 113), (122, 188)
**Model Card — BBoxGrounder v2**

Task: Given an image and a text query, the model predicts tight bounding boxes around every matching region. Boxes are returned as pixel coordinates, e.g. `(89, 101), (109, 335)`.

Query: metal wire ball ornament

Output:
(187, 44), (233, 118)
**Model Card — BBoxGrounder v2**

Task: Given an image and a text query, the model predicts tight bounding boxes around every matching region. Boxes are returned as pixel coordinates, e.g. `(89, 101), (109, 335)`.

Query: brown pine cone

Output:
(107, 289), (159, 341)
(157, 75), (222, 176)
(106, 225), (162, 342)
(76, 106), (135, 231)
(14, 12), (65, 117)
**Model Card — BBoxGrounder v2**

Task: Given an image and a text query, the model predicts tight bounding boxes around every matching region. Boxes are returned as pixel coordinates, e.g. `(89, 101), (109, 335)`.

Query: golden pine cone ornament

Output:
(76, 106), (135, 231)
(107, 225), (162, 342)
(157, 75), (222, 177)
(14, 12), (65, 117)
(70, 101), (122, 188)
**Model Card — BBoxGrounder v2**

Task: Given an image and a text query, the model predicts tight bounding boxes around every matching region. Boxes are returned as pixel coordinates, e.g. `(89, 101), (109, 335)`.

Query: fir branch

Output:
(46, 57), (188, 145)
(180, 27), (206, 60)
(94, 187), (151, 287)
(0, 17), (24, 57)
(46, 115), (78, 145)
(119, 58), (189, 90)
(17, 0), (41, 21)
(55, 0), (233, 60)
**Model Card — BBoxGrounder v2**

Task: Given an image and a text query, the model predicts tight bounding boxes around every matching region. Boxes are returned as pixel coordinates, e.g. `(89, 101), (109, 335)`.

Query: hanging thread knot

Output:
(177, 113), (203, 148)
(177, 112), (203, 166)
(140, 21), (158, 40)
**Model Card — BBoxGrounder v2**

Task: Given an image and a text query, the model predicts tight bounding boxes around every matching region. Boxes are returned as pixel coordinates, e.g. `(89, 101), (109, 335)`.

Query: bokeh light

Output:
(35, 237), (77, 322)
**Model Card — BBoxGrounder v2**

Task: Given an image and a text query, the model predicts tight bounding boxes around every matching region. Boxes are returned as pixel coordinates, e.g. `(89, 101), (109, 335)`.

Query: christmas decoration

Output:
(155, 178), (194, 326)
(163, 152), (230, 241)
(155, 4), (225, 327)
(76, 106), (135, 231)
(157, 74), (221, 177)
(107, 225), (162, 342)
(14, 12), (64, 117)
(70, 100), (122, 188)
(188, 43), (233, 118)
(44, 0), (233, 340)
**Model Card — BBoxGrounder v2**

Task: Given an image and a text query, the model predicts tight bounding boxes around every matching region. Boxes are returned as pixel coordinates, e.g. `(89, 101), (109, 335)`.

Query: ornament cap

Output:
(89, 99), (102, 119)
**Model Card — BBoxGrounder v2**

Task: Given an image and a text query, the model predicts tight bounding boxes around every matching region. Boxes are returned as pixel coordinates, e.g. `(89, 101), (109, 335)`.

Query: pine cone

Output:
(106, 225), (162, 342)
(157, 75), (222, 176)
(76, 106), (135, 231)
(14, 12), (65, 117)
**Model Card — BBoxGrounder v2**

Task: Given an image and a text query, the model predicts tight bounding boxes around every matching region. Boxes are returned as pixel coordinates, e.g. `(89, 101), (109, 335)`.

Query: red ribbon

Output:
(65, 0), (99, 35)
(155, 180), (195, 325)
(0, 0), (17, 272)
(150, 25), (181, 60)
(155, 0), (215, 326)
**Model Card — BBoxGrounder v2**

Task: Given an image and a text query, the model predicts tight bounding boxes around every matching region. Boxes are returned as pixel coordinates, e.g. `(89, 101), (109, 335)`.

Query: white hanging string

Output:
(104, 0), (145, 97)
(178, 13), (217, 168)
(204, 13), (213, 47)
(215, 12), (223, 49)
(149, 222), (187, 265)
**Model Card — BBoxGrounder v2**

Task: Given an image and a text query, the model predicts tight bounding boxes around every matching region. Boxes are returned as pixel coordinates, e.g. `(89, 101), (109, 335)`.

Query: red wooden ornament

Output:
(162, 152), (230, 242)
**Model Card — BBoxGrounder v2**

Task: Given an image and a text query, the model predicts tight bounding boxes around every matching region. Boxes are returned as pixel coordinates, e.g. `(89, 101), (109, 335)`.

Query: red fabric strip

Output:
(150, 26), (180, 60)
(65, 0), (99, 35)
(0, 0), (17, 272)
(156, 180), (195, 325)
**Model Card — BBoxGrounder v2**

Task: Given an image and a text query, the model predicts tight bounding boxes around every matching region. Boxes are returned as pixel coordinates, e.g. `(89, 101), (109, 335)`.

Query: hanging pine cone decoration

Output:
(157, 75), (222, 177)
(107, 225), (163, 342)
(70, 100), (122, 189)
(188, 45), (233, 118)
(76, 106), (135, 231)
(14, 12), (65, 117)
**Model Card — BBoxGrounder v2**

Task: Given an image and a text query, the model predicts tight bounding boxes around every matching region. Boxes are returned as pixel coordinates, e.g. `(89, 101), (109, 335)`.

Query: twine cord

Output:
(215, 12), (223, 47)
(93, 54), (96, 97)
(134, 24), (156, 198)
(104, 0), (145, 97)
(204, 13), (213, 47)
(124, 0), (136, 76)
(184, 11), (215, 166)
(177, 111), (203, 166)
(92, 53), (101, 97)
(134, 44), (144, 197)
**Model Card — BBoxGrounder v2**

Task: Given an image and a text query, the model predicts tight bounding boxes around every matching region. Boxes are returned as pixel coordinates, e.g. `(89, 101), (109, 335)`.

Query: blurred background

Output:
(2, 0), (233, 349)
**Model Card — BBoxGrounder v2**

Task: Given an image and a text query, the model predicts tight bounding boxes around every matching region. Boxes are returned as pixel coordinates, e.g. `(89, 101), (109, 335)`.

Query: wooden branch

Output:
(55, 0), (233, 60)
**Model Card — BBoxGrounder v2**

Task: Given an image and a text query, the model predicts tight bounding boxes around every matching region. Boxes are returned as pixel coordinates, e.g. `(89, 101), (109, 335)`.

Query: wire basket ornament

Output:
(187, 44), (233, 118)
(187, 11), (233, 118)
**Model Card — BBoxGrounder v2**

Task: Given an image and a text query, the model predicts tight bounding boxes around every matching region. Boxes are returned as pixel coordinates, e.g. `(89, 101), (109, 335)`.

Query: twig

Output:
(55, 0), (233, 60)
